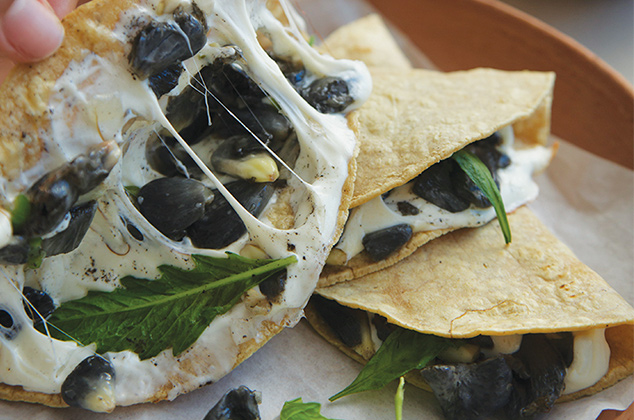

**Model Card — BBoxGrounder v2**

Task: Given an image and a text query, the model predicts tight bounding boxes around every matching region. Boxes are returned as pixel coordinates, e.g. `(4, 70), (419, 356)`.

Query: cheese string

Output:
(0, 267), (61, 366)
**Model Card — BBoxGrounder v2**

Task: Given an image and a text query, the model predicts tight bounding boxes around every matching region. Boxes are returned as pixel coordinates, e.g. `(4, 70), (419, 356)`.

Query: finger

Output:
(47, 0), (79, 18)
(0, 0), (64, 62)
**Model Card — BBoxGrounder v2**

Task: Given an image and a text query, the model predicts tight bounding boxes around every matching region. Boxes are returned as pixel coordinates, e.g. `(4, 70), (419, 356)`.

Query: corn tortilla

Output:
(307, 206), (634, 401)
(318, 14), (412, 70)
(0, 0), (360, 408)
(319, 67), (555, 287)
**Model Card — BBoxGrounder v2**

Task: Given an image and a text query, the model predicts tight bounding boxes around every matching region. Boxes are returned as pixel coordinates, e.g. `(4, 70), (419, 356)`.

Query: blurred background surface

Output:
(499, 0), (633, 84)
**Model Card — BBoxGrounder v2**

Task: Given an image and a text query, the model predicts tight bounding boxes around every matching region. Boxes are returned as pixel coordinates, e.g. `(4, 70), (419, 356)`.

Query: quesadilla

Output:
(0, 0), (371, 411)
(306, 206), (634, 419)
(316, 15), (557, 288)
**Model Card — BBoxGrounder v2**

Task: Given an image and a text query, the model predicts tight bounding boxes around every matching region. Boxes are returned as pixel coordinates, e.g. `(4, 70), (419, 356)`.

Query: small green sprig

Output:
(330, 329), (450, 401)
(280, 398), (341, 420)
(452, 150), (512, 244)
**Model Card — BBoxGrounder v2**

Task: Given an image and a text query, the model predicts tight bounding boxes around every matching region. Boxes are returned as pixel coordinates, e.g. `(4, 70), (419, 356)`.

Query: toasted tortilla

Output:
(0, 0), (366, 409)
(0, 0), (136, 182)
(318, 14), (412, 70)
(319, 67), (555, 287)
(307, 206), (634, 401)
(315, 14), (555, 287)
(348, 67), (554, 208)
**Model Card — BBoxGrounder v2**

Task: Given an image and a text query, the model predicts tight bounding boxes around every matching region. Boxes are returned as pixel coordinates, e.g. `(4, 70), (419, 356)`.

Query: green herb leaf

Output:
(280, 398), (342, 420)
(395, 377), (405, 420)
(124, 185), (140, 198)
(452, 150), (512, 244)
(39, 253), (296, 359)
(308, 35), (316, 46)
(330, 329), (450, 401)
(10, 194), (30, 232)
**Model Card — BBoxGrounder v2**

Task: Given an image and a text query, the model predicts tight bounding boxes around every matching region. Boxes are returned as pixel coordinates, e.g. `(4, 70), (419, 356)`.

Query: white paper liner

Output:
(0, 0), (632, 418)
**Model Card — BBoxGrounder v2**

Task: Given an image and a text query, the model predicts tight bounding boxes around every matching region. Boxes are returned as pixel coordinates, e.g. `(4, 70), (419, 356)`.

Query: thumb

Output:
(0, 0), (64, 62)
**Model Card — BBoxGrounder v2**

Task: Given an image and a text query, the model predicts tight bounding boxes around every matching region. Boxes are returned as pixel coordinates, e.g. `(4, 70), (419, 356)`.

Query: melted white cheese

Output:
(481, 334), (523, 358)
(0, 0), (371, 405)
(563, 328), (610, 395)
(335, 126), (553, 261)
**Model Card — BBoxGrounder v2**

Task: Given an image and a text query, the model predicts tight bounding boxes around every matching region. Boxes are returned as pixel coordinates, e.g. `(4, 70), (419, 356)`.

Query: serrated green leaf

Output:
(330, 329), (450, 401)
(452, 150), (512, 244)
(39, 253), (296, 359)
(280, 398), (342, 420)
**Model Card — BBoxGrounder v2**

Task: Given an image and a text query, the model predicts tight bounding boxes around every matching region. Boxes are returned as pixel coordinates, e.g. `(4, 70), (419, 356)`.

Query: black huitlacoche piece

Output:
(137, 177), (213, 241)
(0, 308), (20, 340)
(362, 224), (413, 261)
(412, 133), (511, 212)
(129, 7), (207, 79)
(203, 386), (261, 420)
(311, 295), (365, 348)
(22, 287), (55, 323)
(187, 180), (274, 249)
(41, 201), (98, 257)
(61, 355), (116, 410)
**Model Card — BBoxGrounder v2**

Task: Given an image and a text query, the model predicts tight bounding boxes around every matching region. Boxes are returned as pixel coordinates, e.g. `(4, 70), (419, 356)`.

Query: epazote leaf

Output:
(452, 150), (512, 244)
(38, 253), (296, 359)
(280, 398), (342, 420)
(330, 328), (450, 401)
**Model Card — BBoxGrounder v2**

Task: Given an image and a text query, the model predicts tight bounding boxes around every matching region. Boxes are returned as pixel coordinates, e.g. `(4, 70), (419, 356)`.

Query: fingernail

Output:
(3, 0), (64, 61)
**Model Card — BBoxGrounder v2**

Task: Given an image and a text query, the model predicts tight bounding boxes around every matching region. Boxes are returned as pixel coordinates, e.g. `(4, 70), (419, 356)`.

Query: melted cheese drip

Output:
(564, 328), (610, 394)
(335, 126), (553, 261)
(0, 0), (371, 404)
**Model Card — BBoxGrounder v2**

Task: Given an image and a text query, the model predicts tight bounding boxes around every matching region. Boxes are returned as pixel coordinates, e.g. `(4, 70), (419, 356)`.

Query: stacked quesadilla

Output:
(306, 15), (634, 420)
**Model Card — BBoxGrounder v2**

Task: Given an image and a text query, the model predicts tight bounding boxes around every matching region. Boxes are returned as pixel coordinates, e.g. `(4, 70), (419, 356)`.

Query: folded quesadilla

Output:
(0, 0), (371, 411)
(319, 67), (556, 287)
(317, 15), (557, 288)
(306, 206), (634, 419)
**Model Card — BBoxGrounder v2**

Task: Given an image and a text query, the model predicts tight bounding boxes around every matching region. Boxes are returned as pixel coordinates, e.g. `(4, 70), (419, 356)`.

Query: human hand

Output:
(0, 0), (81, 81)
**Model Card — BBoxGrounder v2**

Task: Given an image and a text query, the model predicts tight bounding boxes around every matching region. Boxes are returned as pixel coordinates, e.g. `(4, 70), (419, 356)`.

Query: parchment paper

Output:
(0, 0), (632, 418)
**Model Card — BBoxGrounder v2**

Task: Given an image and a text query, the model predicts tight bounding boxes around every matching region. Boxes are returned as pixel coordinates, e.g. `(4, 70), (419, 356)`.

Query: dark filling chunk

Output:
(505, 334), (567, 418)
(0, 308), (20, 340)
(148, 63), (183, 97)
(41, 201), (98, 257)
(421, 356), (514, 420)
(311, 295), (365, 348)
(301, 76), (354, 114)
(412, 134), (510, 212)
(397, 201), (420, 216)
(258, 271), (286, 300)
(420, 333), (568, 419)
(412, 159), (470, 213)
(145, 135), (204, 179)
(61, 355), (116, 411)
(137, 177), (213, 241)
(22, 286), (55, 323)
(362, 224), (413, 261)
(15, 142), (118, 238)
(203, 386), (261, 420)
(187, 180), (274, 249)
(0, 236), (30, 265)
(129, 6), (207, 80)
(371, 314), (396, 342)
